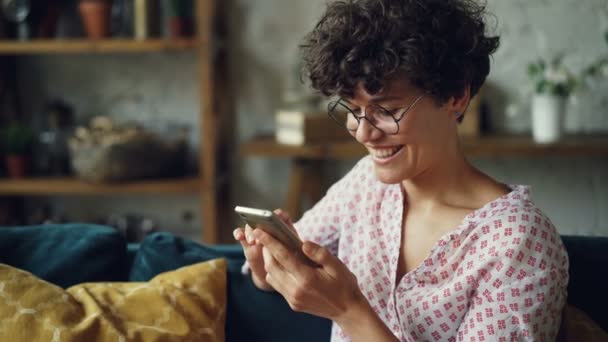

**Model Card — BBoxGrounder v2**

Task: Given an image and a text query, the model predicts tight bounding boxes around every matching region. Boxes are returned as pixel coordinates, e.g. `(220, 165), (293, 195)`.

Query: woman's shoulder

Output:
(469, 184), (541, 222)
(464, 184), (563, 248)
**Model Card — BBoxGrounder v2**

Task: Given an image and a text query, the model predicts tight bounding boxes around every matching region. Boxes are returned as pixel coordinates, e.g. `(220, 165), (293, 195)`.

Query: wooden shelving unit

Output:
(0, 177), (201, 195)
(0, 39), (198, 54)
(241, 134), (608, 159)
(0, 0), (229, 243)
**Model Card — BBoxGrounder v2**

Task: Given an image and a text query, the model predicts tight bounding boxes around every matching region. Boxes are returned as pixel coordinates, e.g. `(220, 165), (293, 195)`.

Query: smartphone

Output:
(234, 206), (317, 267)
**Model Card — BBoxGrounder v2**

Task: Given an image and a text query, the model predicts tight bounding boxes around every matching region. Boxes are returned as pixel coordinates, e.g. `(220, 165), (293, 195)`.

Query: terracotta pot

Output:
(79, 0), (111, 39)
(6, 155), (28, 178)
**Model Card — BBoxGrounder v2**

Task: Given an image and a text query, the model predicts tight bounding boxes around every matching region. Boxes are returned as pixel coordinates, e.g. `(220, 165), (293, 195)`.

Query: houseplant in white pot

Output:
(527, 56), (577, 144)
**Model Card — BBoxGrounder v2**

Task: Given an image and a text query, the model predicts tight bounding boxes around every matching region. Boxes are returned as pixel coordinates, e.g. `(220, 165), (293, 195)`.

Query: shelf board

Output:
(0, 177), (202, 195)
(0, 39), (198, 54)
(241, 135), (608, 159)
(460, 135), (608, 157)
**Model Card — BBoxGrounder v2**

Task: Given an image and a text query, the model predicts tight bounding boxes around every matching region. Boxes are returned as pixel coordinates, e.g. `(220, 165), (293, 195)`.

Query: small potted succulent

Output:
(1, 121), (35, 178)
(78, 0), (111, 39)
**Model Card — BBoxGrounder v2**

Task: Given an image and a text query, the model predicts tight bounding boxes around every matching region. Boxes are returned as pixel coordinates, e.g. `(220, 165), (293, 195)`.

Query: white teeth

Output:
(371, 146), (402, 159)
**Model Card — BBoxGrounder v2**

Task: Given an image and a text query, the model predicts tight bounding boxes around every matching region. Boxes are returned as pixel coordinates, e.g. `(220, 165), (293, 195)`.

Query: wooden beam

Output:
(0, 178), (201, 195)
(241, 135), (608, 159)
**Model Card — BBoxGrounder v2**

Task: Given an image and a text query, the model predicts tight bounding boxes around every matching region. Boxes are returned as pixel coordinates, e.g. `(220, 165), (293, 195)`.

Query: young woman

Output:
(234, 1), (568, 341)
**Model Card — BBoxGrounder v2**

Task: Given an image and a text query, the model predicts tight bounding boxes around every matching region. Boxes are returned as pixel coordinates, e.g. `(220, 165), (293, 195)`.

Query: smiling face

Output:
(343, 78), (466, 184)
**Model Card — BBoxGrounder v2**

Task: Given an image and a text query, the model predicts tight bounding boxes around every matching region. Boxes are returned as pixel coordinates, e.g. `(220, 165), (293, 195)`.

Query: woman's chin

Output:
(373, 167), (407, 184)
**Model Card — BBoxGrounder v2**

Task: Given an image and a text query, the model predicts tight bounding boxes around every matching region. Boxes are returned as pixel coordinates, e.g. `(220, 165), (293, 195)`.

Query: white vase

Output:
(531, 94), (566, 144)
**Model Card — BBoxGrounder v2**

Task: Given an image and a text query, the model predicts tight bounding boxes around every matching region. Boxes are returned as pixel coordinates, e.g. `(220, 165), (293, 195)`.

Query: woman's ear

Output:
(448, 84), (471, 116)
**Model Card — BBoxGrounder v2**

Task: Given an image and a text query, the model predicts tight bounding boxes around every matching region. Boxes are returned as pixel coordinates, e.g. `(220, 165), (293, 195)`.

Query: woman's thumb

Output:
(302, 241), (332, 265)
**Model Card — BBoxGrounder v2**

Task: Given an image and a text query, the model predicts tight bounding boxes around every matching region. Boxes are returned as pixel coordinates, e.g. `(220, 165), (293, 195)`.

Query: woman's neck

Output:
(401, 142), (491, 213)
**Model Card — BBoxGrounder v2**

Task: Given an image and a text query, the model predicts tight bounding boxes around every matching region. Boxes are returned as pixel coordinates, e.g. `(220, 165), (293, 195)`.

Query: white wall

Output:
(18, 0), (608, 240)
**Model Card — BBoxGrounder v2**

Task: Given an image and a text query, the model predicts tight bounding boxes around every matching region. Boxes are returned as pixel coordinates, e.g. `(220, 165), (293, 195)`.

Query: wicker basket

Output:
(69, 132), (187, 183)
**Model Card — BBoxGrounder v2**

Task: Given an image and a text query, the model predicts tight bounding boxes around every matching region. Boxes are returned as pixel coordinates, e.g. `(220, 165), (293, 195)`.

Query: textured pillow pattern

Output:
(0, 259), (226, 342)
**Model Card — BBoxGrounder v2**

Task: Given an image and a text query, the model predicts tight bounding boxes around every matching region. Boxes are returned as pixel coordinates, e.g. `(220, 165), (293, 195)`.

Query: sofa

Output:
(0, 224), (606, 341)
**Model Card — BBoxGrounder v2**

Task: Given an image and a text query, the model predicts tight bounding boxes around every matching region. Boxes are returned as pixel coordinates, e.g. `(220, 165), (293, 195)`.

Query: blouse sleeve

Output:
(456, 211), (569, 341)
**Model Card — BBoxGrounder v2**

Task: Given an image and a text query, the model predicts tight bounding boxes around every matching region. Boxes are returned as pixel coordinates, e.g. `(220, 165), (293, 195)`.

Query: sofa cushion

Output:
(0, 259), (226, 342)
(0, 224), (128, 288)
(225, 264), (333, 342)
(129, 232), (245, 281)
(131, 232), (332, 342)
(561, 235), (608, 331)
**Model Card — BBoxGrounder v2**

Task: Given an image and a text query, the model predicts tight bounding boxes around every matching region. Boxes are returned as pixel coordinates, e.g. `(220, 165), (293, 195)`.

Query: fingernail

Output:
(246, 233), (252, 243)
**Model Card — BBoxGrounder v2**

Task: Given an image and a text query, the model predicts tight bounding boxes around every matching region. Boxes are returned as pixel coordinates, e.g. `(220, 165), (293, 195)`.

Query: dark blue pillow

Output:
(129, 232), (245, 281)
(0, 224), (128, 288)
(225, 266), (333, 342)
(561, 235), (608, 331)
(130, 232), (332, 342)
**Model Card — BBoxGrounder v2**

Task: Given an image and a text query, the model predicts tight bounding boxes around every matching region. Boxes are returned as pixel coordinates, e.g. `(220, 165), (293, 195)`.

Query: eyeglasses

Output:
(327, 94), (425, 135)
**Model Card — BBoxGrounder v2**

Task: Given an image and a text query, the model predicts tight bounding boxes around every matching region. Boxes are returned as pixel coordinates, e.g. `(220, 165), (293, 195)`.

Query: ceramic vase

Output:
(531, 94), (566, 144)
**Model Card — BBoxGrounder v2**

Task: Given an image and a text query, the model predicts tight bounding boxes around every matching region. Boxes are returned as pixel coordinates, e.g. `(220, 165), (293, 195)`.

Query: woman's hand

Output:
(233, 223), (274, 291)
(233, 209), (298, 291)
(251, 220), (367, 322)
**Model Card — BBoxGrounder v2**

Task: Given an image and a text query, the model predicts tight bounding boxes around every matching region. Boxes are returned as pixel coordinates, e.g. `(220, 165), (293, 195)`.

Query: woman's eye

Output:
(384, 109), (400, 116)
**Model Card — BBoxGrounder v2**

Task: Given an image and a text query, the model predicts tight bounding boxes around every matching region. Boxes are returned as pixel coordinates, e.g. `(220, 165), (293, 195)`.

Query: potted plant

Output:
(164, 0), (193, 38)
(78, 0), (111, 39)
(527, 55), (577, 144)
(1, 121), (35, 178)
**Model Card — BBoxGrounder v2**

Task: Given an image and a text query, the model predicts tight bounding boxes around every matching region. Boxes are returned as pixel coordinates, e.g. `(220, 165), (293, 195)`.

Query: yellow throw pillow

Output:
(0, 259), (226, 342)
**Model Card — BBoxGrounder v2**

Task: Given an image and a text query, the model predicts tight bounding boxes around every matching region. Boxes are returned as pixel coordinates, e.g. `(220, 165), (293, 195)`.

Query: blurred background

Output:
(0, 0), (606, 243)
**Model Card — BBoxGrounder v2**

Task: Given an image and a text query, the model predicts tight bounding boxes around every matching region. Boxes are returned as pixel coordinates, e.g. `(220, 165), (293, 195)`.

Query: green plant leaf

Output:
(0, 122), (35, 155)
(527, 63), (539, 77)
(536, 80), (548, 94)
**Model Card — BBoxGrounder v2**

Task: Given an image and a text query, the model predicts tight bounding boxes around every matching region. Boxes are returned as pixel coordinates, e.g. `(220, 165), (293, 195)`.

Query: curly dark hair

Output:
(300, 0), (500, 107)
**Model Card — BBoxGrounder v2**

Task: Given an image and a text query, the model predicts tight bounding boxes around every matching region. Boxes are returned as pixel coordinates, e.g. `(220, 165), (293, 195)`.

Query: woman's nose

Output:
(354, 117), (383, 143)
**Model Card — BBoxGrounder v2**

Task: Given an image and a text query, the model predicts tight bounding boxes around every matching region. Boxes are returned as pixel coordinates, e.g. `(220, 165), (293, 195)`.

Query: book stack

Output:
(134, 0), (160, 40)
(112, 0), (193, 39)
(275, 110), (352, 146)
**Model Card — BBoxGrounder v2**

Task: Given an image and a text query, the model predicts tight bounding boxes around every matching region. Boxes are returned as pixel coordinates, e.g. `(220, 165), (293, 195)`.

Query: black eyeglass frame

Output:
(327, 93), (426, 135)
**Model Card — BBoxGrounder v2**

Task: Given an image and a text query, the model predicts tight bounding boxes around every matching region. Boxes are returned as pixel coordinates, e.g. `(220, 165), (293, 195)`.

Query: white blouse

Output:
(294, 156), (568, 342)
